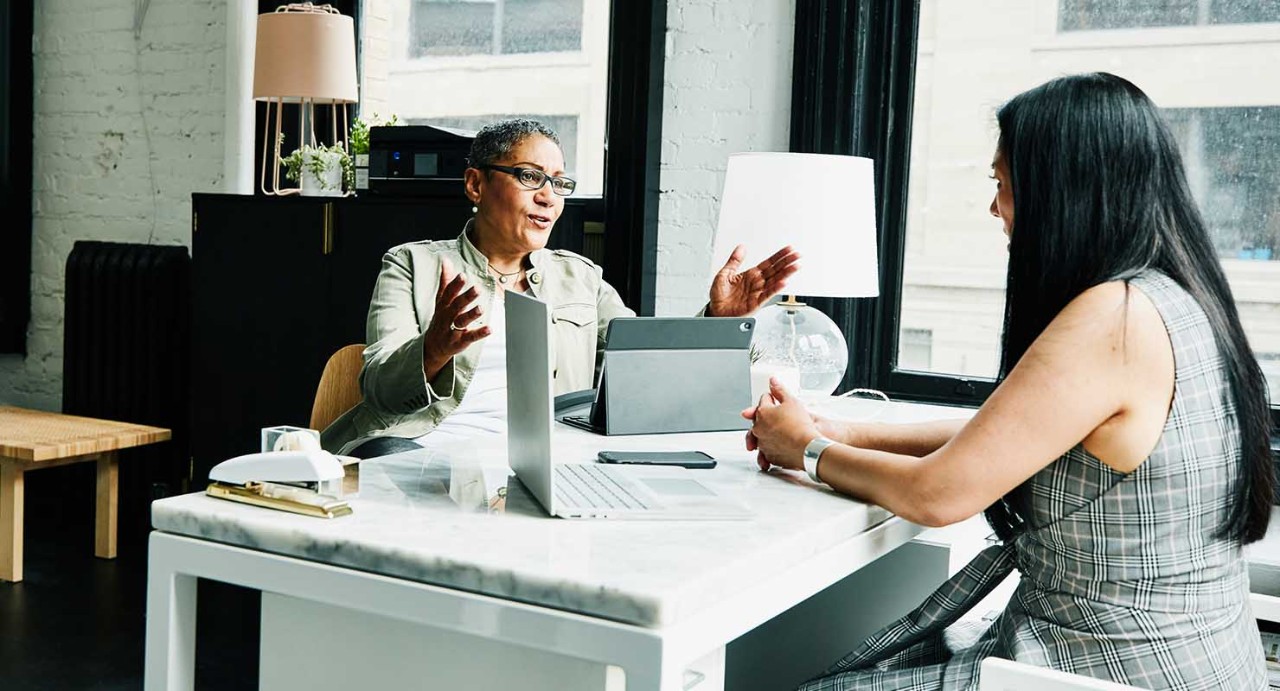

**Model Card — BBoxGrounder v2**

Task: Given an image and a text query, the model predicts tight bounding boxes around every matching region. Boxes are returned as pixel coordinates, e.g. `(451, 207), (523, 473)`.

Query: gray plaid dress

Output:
(801, 271), (1267, 691)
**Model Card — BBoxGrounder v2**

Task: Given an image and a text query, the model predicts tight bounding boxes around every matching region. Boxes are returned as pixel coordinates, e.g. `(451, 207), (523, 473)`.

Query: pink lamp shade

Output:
(253, 6), (357, 104)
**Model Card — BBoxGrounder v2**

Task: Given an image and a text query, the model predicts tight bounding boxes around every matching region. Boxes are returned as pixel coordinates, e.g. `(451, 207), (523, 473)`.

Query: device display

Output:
(596, 450), (717, 469)
(413, 152), (439, 176)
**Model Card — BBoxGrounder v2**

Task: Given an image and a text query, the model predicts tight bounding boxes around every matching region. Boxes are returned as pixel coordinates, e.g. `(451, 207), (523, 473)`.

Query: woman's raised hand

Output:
(707, 245), (801, 317)
(422, 258), (491, 379)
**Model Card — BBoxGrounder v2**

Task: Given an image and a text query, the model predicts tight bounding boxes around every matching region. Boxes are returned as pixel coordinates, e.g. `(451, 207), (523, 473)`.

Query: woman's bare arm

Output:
(754, 281), (1172, 527)
(823, 418), (968, 457)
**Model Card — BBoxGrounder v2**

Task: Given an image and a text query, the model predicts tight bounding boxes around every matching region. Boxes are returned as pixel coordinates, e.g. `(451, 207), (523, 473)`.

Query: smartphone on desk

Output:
(597, 450), (717, 469)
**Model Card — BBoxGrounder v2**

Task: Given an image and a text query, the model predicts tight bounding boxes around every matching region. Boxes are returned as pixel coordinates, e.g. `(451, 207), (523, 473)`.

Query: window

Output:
(898, 328), (934, 372)
(1261, 353), (1280, 405)
(410, 0), (584, 57)
(1059, 0), (1280, 31)
(1163, 108), (1280, 260)
(361, 0), (608, 194)
(890, 1), (1280, 407)
(790, 0), (1280, 414)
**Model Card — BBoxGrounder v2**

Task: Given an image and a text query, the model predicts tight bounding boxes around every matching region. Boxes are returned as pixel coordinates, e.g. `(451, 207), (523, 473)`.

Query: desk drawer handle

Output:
(322, 203), (335, 255)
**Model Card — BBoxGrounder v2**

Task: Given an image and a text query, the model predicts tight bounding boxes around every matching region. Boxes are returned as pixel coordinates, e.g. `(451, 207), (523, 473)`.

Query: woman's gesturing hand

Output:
(742, 377), (821, 472)
(707, 245), (800, 317)
(422, 258), (491, 379)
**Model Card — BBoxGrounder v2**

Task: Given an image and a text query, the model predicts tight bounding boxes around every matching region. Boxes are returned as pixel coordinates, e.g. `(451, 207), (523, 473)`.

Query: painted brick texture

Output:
(0, 0), (225, 410)
(656, 0), (794, 315)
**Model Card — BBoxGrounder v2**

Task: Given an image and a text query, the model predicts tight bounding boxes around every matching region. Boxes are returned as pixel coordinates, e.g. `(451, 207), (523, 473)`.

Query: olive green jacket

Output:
(321, 222), (635, 454)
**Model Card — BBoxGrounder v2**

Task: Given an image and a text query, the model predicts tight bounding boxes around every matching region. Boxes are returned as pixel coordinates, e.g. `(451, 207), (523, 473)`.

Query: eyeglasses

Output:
(479, 164), (577, 197)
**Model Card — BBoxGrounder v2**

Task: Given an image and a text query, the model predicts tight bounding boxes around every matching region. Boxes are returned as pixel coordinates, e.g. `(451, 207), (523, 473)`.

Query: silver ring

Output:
(449, 322), (464, 331)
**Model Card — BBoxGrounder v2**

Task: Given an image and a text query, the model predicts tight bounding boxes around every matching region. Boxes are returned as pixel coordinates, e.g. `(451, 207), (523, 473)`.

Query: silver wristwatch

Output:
(803, 437), (837, 484)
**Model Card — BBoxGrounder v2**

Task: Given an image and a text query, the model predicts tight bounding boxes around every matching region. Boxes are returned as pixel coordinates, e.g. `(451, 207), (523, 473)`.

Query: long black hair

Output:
(984, 73), (1273, 544)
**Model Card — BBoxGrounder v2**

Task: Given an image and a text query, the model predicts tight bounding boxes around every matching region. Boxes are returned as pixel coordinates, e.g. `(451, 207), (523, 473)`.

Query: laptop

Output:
(505, 291), (751, 520)
(560, 315), (755, 436)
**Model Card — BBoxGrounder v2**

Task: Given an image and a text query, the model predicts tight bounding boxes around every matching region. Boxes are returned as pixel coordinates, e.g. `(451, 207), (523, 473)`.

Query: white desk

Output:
(145, 399), (971, 690)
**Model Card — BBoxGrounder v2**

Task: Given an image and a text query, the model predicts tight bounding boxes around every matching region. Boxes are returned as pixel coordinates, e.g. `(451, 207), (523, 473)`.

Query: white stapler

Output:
(209, 450), (345, 493)
(206, 450), (351, 518)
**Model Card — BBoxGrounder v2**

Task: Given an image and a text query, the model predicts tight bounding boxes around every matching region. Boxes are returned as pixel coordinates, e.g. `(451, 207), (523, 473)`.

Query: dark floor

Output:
(1, 465), (260, 690)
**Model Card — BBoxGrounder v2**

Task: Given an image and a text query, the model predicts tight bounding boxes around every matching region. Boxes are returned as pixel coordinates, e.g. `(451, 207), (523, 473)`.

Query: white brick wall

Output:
(0, 0), (225, 410)
(656, 0), (794, 315)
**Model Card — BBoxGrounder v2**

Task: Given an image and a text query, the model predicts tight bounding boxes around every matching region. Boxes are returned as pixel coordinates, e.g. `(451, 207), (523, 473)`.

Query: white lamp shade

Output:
(253, 9), (358, 104)
(711, 152), (879, 298)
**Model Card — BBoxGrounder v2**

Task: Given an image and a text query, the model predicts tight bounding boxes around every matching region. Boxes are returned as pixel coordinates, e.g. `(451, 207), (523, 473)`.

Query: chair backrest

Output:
(980, 659), (1148, 691)
(310, 344), (366, 431)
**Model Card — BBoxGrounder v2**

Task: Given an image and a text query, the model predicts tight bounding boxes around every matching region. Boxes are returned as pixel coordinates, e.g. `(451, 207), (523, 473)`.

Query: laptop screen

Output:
(504, 291), (557, 514)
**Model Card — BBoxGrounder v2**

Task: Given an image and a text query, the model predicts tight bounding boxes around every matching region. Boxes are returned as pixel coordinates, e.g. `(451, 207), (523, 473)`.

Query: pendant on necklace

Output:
(497, 274), (509, 285)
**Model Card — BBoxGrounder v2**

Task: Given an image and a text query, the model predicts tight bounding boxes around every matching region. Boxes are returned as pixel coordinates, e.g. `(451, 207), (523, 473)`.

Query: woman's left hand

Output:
(707, 245), (800, 317)
(742, 377), (820, 472)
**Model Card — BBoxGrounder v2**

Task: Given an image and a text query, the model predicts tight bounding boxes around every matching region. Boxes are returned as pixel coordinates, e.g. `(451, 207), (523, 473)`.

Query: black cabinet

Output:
(191, 193), (587, 482)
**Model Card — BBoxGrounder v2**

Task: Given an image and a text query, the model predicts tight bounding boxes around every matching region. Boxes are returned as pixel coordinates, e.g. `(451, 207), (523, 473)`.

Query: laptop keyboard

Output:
(555, 463), (651, 511)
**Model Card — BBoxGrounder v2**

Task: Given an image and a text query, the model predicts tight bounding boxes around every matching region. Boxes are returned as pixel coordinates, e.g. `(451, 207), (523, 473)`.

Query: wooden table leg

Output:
(0, 460), (24, 582)
(96, 451), (119, 559)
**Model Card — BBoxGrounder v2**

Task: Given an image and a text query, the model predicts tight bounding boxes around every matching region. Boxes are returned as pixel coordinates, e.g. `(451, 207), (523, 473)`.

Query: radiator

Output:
(58, 241), (191, 546)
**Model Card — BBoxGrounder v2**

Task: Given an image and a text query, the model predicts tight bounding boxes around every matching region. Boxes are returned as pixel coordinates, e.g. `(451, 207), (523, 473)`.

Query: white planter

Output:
(299, 150), (344, 197)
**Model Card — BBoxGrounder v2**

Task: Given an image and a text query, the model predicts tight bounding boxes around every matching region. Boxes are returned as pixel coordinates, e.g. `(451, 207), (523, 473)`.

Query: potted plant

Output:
(349, 113), (398, 192)
(282, 141), (353, 197)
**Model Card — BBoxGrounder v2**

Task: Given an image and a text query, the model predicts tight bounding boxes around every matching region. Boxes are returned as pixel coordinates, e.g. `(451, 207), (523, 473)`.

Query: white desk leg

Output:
(613, 644), (690, 691)
(145, 534), (197, 691)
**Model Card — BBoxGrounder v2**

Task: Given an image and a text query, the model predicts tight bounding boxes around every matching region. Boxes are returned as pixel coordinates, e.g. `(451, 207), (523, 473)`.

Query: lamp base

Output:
(752, 302), (848, 395)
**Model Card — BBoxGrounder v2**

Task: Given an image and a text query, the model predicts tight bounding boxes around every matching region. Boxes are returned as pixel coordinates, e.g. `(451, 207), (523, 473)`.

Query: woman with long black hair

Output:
(746, 73), (1273, 689)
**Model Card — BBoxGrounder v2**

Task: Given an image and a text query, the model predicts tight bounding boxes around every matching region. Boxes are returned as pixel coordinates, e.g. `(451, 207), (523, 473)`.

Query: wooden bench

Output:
(0, 406), (171, 582)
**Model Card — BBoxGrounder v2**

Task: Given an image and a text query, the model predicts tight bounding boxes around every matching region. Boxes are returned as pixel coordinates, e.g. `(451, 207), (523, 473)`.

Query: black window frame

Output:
(795, 0), (1278, 430)
(601, 0), (664, 315)
(0, 0), (33, 355)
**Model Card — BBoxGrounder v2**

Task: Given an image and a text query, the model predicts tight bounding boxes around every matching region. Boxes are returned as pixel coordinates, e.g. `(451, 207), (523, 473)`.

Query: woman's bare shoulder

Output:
(1051, 280), (1167, 352)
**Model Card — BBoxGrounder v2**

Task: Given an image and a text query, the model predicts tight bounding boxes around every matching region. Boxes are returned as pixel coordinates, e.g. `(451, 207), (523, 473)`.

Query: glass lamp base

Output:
(751, 302), (848, 395)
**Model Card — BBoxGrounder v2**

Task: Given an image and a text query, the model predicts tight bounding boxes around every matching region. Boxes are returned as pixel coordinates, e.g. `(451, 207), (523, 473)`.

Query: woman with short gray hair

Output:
(323, 118), (800, 457)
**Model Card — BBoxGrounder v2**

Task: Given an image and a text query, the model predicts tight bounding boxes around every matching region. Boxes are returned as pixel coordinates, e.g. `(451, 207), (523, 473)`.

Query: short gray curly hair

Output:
(467, 118), (562, 169)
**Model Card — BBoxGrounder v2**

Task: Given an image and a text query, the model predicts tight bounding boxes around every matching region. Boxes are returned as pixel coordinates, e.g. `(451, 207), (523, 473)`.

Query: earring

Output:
(471, 199), (479, 214)
(471, 205), (478, 214)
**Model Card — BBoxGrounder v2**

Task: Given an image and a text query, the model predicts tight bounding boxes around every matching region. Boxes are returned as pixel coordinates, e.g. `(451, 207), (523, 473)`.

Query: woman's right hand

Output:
(422, 258), (490, 380)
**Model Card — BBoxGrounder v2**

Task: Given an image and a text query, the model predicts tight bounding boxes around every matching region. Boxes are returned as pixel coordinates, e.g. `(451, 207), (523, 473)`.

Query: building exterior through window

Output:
(901, 0), (1280, 403)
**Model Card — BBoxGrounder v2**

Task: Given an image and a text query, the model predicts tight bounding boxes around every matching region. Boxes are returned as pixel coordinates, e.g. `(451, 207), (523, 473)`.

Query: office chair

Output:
(310, 343), (366, 431)
(979, 658), (1148, 690)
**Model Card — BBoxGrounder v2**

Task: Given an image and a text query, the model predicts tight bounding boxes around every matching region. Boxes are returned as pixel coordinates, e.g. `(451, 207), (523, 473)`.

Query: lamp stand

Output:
(754, 295), (848, 395)
(259, 98), (351, 196)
